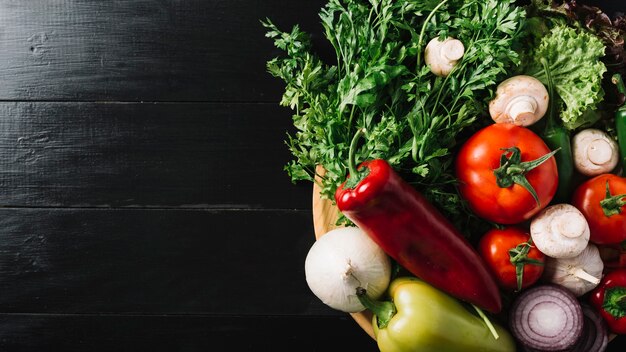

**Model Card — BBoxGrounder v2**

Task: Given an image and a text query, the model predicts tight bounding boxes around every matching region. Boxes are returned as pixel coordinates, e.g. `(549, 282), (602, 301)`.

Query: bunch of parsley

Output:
(264, 0), (525, 232)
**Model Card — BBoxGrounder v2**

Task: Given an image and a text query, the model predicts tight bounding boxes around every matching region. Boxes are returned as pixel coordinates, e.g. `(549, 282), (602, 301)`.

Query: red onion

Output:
(521, 304), (609, 352)
(509, 284), (583, 351)
(569, 304), (608, 352)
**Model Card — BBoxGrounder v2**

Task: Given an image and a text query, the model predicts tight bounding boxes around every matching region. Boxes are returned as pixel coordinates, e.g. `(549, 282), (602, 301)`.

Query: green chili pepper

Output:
(612, 74), (626, 174)
(357, 277), (516, 352)
(540, 58), (574, 203)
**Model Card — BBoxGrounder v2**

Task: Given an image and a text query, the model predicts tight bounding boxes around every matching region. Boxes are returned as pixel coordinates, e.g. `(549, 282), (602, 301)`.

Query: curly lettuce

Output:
(523, 24), (607, 130)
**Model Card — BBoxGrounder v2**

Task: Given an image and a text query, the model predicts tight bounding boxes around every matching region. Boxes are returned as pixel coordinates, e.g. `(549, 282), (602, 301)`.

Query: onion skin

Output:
(509, 284), (583, 351)
(304, 227), (392, 313)
(577, 304), (608, 352)
(521, 304), (608, 352)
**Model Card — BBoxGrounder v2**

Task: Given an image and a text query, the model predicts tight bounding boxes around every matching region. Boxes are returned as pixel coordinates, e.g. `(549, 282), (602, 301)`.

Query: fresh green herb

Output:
(263, 0), (525, 231)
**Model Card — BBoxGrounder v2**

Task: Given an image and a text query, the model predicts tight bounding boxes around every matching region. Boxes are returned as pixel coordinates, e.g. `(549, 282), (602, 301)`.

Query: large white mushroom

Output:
(572, 128), (619, 176)
(424, 37), (465, 77)
(489, 75), (549, 126)
(530, 204), (590, 259)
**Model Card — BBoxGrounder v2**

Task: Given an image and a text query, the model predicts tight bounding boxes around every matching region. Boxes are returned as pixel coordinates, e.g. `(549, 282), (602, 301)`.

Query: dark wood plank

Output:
(0, 314), (378, 352)
(0, 102), (310, 209)
(0, 0), (330, 102)
(0, 208), (326, 315)
(0, 313), (623, 351)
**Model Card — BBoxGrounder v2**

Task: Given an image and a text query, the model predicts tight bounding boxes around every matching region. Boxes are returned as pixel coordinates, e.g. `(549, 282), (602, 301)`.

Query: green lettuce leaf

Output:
(524, 24), (607, 130)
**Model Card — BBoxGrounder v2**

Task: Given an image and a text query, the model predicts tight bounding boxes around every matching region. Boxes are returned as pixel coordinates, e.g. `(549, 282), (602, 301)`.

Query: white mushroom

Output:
(572, 128), (619, 176)
(424, 37), (465, 77)
(530, 204), (590, 259)
(542, 243), (604, 297)
(488, 75), (549, 126)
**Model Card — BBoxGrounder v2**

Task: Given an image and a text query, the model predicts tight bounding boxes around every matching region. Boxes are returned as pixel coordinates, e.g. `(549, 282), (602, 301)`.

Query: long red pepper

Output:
(334, 129), (502, 313)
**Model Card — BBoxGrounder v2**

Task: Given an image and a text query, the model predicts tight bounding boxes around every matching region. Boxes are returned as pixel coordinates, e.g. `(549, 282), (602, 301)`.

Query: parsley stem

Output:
(348, 128), (367, 178)
(416, 0), (449, 68)
(348, 104), (356, 136)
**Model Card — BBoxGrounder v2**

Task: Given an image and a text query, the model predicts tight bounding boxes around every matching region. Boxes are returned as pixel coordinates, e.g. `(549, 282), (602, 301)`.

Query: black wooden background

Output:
(0, 1), (622, 351)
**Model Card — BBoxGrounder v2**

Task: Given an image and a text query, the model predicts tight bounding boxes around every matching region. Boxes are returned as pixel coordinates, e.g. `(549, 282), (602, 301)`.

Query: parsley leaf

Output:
(264, 0), (525, 233)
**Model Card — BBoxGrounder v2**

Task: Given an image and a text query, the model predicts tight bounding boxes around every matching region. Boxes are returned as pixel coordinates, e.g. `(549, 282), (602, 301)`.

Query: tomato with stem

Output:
(572, 173), (626, 245)
(478, 226), (545, 292)
(455, 123), (559, 225)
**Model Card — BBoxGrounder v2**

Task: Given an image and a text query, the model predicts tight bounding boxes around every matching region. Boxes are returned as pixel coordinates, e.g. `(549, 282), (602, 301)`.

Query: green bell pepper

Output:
(357, 277), (516, 352)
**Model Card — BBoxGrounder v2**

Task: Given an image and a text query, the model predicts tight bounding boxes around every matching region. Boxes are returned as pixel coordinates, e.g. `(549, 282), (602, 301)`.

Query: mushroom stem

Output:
(507, 96), (538, 123)
(424, 37), (465, 77)
(573, 128), (619, 176)
(441, 39), (464, 61)
(571, 267), (601, 285)
(587, 139), (613, 165)
(555, 213), (586, 239)
(489, 75), (548, 126)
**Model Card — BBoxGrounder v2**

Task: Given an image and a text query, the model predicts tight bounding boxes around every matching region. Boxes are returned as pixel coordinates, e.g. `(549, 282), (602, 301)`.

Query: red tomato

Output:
(478, 226), (545, 291)
(455, 123), (558, 224)
(571, 174), (626, 245)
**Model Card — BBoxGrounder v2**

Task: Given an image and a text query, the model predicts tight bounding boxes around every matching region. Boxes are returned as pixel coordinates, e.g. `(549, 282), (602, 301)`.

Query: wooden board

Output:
(312, 165), (376, 340)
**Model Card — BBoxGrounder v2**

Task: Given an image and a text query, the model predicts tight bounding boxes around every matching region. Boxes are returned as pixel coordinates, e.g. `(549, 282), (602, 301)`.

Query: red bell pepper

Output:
(334, 130), (502, 313)
(590, 268), (626, 335)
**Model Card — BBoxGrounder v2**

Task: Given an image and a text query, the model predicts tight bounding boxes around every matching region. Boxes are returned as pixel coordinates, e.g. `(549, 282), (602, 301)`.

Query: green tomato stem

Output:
(493, 146), (560, 206)
(601, 180), (626, 217)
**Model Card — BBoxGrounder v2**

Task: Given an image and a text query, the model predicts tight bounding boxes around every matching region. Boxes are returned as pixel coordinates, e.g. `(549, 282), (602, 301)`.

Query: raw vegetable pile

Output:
(265, 0), (626, 351)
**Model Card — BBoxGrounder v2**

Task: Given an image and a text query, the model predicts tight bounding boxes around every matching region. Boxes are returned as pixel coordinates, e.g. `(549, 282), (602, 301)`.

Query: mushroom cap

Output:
(424, 37), (464, 77)
(572, 128), (619, 176)
(489, 75), (549, 126)
(530, 204), (590, 259)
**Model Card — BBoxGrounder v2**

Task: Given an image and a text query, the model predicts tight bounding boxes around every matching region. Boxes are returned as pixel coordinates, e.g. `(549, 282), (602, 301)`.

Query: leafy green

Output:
(528, 0), (625, 78)
(263, 0), (525, 232)
(522, 23), (607, 130)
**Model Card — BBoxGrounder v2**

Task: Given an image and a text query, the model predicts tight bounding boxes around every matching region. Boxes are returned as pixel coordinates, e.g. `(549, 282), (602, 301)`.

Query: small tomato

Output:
(572, 174), (626, 245)
(455, 123), (558, 224)
(478, 226), (545, 291)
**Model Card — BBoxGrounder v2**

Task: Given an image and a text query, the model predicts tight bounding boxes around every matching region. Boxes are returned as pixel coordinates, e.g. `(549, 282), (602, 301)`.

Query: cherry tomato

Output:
(478, 226), (545, 291)
(455, 123), (558, 224)
(571, 174), (626, 245)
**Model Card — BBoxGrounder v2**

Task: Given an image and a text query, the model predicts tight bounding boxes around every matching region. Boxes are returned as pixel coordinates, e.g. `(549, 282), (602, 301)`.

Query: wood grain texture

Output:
(0, 101), (309, 209)
(0, 208), (330, 316)
(0, 314), (378, 352)
(0, 0), (623, 350)
(0, 0), (619, 103)
(0, 0), (330, 102)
